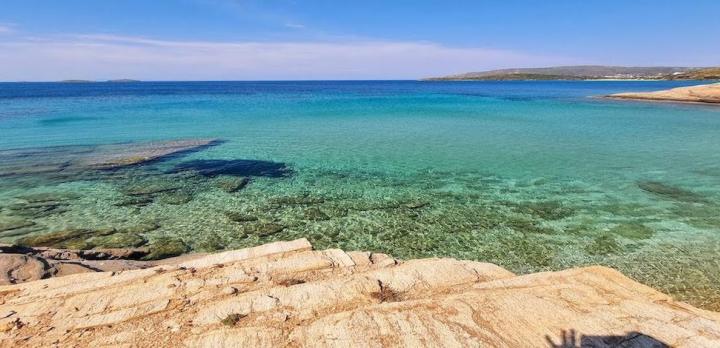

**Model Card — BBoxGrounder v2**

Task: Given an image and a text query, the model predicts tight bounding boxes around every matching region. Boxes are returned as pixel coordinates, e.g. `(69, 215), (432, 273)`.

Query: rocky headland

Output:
(607, 83), (720, 104)
(424, 66), (720, 81)
(1, 238), (720, 347)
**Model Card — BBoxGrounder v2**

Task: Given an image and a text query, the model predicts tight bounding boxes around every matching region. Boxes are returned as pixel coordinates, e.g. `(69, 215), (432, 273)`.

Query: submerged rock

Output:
(404, 201), (430, 210)
(0, 228), (38, 238)
(114, 195), (155, 207)
(672, 204), (720, 229)
(637, 181), (707, 203)
(117, 177), (194, 207)
(304, 207), (330, 221)
(488, 234), (556, 268)
(15, 192), (80, 203)
(156, 191), (193, 205)
(610, 223), (655, 240)
(504, 217), (555, 235)
(88, 233), (148, 249)
(271, 195), (325, 206)
(194, 233), (225, 252)
(215, 176), (250, 193)
(120, 222), (161, 234)
(121, 181), (181, 196)
(0, 145), (92, 178)
(225, 212), (258, 223)
(508, 200), (574, 221)
(243, 222), (286, 237)
(170, 159), (290, 178)
(7, 200), (70, 218)
(585, 234), (623, 255)
(16, 229), (102, 249)
(0, 217), (35, 232)
(143, 237), (189, 260)
(0, 139), (221, 180)
(81, 139), (222, 169)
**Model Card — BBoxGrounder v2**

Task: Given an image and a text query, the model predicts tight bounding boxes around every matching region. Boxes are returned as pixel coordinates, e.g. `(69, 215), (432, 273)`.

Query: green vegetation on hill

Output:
(424, 65), (720, 81)
(667, 68), (720, 80)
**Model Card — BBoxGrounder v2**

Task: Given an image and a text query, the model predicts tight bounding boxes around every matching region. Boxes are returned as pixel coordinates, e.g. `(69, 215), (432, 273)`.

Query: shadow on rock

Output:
(545, 329), (668, 348)
(169, 159), (291, 178)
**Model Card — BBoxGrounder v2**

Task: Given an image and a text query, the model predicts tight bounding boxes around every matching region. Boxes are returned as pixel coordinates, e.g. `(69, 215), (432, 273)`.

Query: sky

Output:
(0, 0), (718, 81)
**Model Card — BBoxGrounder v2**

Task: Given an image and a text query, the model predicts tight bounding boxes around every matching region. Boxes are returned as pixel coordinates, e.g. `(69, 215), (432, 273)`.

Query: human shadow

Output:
(545, 329), (669, 348)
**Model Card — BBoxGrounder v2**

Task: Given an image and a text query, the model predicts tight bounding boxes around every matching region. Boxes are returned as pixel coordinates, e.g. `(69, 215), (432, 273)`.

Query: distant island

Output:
(58, 79), (141, 83)
(424, 66), (720, 81)
(108, 79), (141, 83)
(58, 80), (96, 83)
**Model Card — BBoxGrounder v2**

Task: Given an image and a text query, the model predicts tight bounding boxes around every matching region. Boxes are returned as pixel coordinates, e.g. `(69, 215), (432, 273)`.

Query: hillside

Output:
(425, 65), (718, 81)
(668, 67), (720, 80)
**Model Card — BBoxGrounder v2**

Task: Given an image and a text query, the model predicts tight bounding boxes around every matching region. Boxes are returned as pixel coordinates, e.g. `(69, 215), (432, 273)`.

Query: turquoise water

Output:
(1, 81), (720, 309)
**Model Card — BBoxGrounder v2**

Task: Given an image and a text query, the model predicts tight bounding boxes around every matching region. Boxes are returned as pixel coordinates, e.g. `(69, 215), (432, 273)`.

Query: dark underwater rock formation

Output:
(170, 159), (291, 178)
(637, 181), (707, 203)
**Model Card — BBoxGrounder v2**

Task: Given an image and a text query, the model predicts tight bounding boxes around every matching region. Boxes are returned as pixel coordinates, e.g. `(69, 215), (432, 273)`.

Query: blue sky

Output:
(0, 0), (718, 80)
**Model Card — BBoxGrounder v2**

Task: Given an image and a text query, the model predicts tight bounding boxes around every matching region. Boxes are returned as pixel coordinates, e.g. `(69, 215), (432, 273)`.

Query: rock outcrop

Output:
(0, 244), (155, 285)
(0, 244), (212, 285)
(0, 139), (220, 178)
(608, 83), (720, 104)
(1, 238), (719, 347)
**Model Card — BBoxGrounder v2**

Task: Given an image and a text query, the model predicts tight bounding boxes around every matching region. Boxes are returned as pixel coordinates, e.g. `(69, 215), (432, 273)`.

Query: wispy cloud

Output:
(284, 23), (306, 29)
(0, 24), (15, 34)
(0, 34), (577, 81)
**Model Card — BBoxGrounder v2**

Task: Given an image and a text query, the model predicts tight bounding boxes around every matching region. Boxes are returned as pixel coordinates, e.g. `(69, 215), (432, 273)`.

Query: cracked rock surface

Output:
(1, 238), (719, 347)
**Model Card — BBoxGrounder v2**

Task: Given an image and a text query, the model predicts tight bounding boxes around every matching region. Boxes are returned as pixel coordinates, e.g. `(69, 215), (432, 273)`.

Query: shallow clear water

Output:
(1, 81), (719, 309)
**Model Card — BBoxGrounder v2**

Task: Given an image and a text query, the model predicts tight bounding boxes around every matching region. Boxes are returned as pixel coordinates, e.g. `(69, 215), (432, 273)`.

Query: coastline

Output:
(2, 238), (720, 346)
(605, 82), (720, 105)
(595, 95), (720, 107)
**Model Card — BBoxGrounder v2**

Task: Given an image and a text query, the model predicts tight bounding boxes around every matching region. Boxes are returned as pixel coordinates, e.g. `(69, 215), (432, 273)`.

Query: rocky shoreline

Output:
(0, 243), (209, 285)
(1, 238), (720, 346)
(607, 82), (720, 104)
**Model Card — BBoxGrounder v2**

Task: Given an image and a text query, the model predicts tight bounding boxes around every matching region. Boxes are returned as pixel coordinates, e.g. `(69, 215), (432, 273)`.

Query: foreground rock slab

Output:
(607, 82), (720, 104)
(1, 238), (719, 347)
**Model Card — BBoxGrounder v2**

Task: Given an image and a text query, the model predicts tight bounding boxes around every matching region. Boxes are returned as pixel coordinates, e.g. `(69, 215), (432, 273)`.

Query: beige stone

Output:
(0, 254), (50, 285)
(0, 238), (719, 347)
(608, 82), (720, 104)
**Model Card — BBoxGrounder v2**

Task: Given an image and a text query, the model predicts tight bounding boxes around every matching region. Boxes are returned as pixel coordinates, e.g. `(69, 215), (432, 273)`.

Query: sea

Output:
(1, 80), (719, 309)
